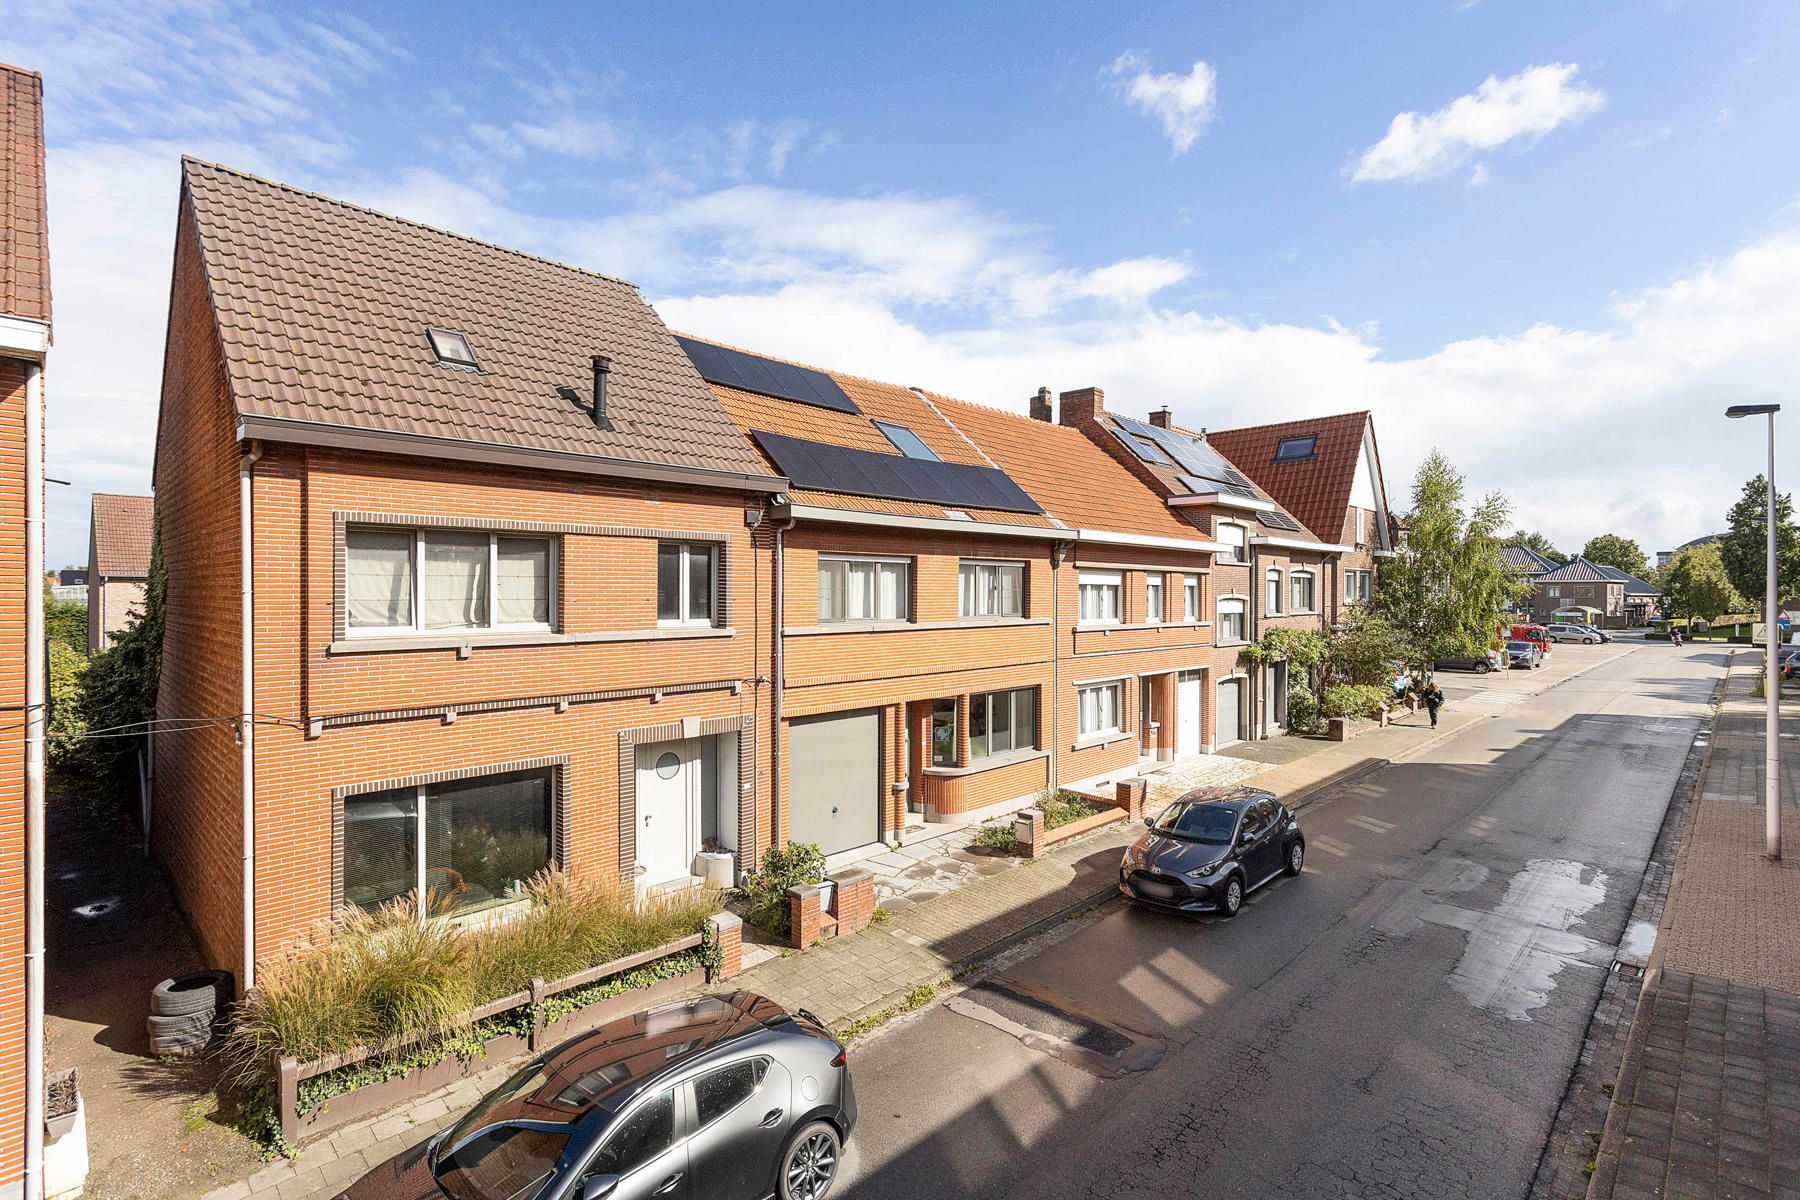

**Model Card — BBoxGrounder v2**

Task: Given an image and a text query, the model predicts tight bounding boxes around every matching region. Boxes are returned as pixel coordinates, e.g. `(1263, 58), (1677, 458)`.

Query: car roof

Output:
(1172, 785), (1272, 810)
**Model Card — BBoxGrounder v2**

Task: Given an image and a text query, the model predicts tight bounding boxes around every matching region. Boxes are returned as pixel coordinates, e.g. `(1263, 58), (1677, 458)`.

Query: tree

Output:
(1581, 534), (1651, 582)
(78, 510), (164, 785)
(1506, 530), (1566, 564)
(1661, 542), (1746, 623)
(1326, 606), (1413, 687)
(1720, 475), (1800, 612)
(45, 589), (87, 656)
(1374, 450), (1523, 675)
(46, 642), (90, 770)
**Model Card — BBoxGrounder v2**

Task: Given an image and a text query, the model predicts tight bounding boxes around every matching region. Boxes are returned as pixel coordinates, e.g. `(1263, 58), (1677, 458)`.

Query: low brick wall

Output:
(786, 867), (876, 948)
(1014, 780), (1140, 857)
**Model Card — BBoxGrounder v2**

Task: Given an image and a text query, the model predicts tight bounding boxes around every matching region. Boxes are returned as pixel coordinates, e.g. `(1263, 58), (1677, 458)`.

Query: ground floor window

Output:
(342, 766), (555, 916)
(1078, 681), (1124, 738)
(931, 699), (958, 766)
(970, 687), (1037, 760)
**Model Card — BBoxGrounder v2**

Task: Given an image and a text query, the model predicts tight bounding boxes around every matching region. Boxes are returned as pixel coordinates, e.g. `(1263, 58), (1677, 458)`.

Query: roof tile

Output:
(91, 493), (153, 577)
(1206, 412), (1375, 544)
(0, 63), (51, 325)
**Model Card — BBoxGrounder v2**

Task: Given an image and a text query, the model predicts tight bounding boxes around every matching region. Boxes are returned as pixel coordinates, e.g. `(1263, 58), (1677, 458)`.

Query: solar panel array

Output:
(676, 336), (861, 414)
(752, 430), (1045, 515)
(1256, 510), (1305, 532)
(1113, 415), (1259, 496)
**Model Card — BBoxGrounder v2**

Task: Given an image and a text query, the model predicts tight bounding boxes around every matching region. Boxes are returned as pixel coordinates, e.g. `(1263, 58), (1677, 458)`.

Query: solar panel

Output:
(1114, 415), (1258, 494)
(1177, 474), (1257, 499)
(752, 431), (1044, 515)
(1257, 510), (1305, 532)
(1108, 425), (1172, 466)
(676, 336), (861, 414)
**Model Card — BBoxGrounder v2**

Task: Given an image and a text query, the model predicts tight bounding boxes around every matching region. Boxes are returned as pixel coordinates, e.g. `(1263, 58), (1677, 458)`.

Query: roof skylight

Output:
(427, 327), (478, 369)
(873, 419), (942, 461)
(1274, 435), (1317, 462)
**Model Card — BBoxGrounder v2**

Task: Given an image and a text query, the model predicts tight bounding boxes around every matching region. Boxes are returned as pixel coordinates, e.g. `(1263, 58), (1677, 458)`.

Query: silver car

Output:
(1545, 623), (1603, 644)
(339, 993), (856, 1200)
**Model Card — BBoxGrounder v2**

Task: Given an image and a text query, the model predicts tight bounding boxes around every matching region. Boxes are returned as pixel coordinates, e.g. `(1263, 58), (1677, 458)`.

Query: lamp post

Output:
(1727, 403), (1782, 860)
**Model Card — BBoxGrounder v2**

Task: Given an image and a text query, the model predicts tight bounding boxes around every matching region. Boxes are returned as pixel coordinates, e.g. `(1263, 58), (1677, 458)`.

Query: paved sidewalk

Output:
(1588, 652), (1800, 1199)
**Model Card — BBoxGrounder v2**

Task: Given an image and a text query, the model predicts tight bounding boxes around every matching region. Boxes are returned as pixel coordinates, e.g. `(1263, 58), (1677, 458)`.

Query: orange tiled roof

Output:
(0, 63), (50, 325)
(91, 493), (153, 577)
(1207, 411), (1375, 544)
(180, 159), (771, 481)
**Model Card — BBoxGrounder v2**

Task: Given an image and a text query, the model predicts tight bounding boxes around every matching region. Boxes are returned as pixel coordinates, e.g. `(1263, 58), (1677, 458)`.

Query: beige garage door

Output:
(789, 710), (882, 855)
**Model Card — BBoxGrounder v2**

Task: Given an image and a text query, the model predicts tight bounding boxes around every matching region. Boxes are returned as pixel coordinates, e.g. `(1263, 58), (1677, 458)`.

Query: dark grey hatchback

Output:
(336, 993), (855, 1200)
(1119, 787), (1305, 917)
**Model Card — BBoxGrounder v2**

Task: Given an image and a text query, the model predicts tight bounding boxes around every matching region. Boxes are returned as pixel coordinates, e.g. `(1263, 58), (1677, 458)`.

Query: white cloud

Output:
(511, 114), (629, 160)
(1106, 52), (1219, 155)
(1352, 63), (1605, 183)
(1469, 163), (1490, 187)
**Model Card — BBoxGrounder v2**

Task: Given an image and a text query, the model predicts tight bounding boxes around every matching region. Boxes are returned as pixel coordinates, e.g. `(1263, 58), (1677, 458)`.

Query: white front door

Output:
(1177, 670), (1203, 758)
(635, 739), (704, 890)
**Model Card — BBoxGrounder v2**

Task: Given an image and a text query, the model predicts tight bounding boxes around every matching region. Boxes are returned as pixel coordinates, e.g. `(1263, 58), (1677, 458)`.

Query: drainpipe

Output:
(240, 440), (263, 990)
(24, 362), (45, 1200)
(768, 495), (795, 864)
(1248, 542), (1261, 739)
(1049, 540), (1071, 787)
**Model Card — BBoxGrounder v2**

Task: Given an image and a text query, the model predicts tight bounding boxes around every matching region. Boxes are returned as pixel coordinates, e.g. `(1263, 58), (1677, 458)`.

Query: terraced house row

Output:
(150, 160), (1397, 988)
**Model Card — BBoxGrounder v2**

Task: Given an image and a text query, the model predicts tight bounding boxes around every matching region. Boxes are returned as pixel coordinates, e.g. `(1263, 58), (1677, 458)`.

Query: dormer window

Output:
(1273, 435), (1316, 462)
(427, 327), (478, 369)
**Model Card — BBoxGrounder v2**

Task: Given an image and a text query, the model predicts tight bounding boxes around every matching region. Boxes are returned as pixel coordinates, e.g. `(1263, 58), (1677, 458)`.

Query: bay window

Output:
(1078, 571), (1122, 624)
(657, 542), (717, 626)
(1078, 681), (1124, 738)
(819, 555), (911, 623)
(347, 526), (552, 634)
(1145, 574), (1164, 624)
(960, 560), (1024, 619)
(1217, 597), (1247, 642)
(969, 687), (1037, 760)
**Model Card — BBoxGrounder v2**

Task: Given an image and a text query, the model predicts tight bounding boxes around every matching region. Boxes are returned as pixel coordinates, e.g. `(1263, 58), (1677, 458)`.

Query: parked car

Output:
(1505, 639), (1544, 669)
(1434, 651), (1501, 673)
(1545, 623), (1602, 644)
(339, 993), (856, 1200)
(1119, 787), (1305, 918)
(1780, 648), (1800, 681)
(1509, 624), (1553, 655)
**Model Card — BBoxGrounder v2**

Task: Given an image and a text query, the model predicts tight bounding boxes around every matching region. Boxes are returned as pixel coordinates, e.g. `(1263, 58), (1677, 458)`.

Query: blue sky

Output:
(8, 0), (1800, 566)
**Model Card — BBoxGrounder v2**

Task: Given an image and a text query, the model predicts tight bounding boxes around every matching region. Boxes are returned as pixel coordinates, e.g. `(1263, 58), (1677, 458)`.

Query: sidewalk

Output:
(205, 697), (1487, 1200)
(1587, 653), (1800, 1200)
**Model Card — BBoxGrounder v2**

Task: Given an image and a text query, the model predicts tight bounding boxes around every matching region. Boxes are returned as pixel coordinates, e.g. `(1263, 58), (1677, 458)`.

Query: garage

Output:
(1215, 678), (1243, 748)
(788, 709), (883, 855)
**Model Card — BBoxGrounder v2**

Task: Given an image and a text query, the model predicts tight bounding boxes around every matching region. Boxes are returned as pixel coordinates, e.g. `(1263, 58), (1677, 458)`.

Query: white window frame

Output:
(1547, 585), (1562, 599)
(345, 527), (556, 637)
(1216, 521), (1248, 564)
(657, 542), (720, 628)
(1077, 570), (1123, 626)
(1265, 568), (1284, 615)
(1217, 597), (1247, 643)
(818, 554), (912, 624)
(1290, 569), (1316, 613)
(959, 559), (1026, 619)
(1144, 573), (1164, 624)
(1077, 680), (1125, 738)
(1184, 575), (1201, 622)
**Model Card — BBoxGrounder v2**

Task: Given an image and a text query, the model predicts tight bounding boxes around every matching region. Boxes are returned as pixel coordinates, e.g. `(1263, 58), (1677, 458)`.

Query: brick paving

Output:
(1588, 652), (1800, 1200)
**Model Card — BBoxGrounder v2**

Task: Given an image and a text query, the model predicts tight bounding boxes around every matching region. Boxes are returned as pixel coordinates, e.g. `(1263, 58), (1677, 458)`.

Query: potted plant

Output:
(44, 1067), (87, 1200)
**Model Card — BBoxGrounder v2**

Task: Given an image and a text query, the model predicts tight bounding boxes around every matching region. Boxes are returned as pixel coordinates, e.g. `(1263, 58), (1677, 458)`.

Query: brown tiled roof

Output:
(91, 493), (153, 577)
(0, 64), (51, 325)
(180, 159), (771, 482)
(1087, 411), (1312, 535)
(1207, 411), (1376, 544)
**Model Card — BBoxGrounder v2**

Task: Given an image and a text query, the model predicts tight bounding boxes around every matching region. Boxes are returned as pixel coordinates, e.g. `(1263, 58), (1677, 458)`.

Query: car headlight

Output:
(1184, 862), (1220, 880)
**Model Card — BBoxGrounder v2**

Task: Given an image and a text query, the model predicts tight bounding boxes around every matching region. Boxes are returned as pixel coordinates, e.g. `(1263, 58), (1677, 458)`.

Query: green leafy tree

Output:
(46, 641), (91, 770)
(1326, 606), (1412, 687)
(45, 591), (88, 656)
(1661, 542), (1746, 624)
(1506, 530), (1566, 565)
(1720, 475), (1800, 610)
(1375, 450), (1523, 676)
(1581, 534), (1652, 582)
(78, 511), (164, 784)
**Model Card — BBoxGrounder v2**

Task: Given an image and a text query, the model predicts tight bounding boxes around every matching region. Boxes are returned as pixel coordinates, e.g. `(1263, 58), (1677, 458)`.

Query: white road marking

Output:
(1310, 835), (1353, 857)
(1345, 815), (1395, 834)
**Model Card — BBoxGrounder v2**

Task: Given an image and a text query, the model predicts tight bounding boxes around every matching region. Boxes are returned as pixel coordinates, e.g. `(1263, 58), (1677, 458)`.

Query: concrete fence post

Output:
(276, 1053), (299, 1147)
(708, 911), (744, 980)
(528, 977), (549, 1048)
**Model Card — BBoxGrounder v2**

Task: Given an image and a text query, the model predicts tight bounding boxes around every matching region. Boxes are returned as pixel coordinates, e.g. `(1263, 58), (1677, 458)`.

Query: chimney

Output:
(1149, 407), (1173, 429)
(1029, 387), (1052, 423)
(591, 355), (613, 430)
(1057, 386), (1104, 428)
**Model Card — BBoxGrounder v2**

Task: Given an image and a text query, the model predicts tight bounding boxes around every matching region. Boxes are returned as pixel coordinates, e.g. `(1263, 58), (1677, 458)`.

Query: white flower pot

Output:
(44, 1070), (87, 1200)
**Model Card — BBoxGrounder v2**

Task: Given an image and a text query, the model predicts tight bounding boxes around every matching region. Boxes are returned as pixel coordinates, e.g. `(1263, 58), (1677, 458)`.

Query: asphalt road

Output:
(834, 640), (1720, 1200)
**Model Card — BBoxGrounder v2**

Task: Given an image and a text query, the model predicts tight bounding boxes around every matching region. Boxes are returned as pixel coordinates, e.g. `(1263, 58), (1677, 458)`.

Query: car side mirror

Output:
(1239, 830), (1255, 846)
(582, 1175), (621, 1200)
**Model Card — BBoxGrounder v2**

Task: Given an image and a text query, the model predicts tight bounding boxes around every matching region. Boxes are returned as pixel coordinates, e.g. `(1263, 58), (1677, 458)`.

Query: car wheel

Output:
(780, 1121), (842, 1200)
(1219, 875), (1244, 918)
(1284, 840), (1305, 877)
(1476, 661), (1492, 673)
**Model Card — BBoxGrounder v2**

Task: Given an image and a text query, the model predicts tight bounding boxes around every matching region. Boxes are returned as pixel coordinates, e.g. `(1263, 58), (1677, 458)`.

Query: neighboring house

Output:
(1593, 563), (1661, 624)
(1532, 556), (1642, 628)
(0, 60), (50, 1200)
(152, 160), (784, 985)
(1058, 393), (1344, 743)
(55, 568), (84, 587)
(1206, 410), (1396, 610)
(86, 492), (153, 651)
(1501, 544), (1561, 612)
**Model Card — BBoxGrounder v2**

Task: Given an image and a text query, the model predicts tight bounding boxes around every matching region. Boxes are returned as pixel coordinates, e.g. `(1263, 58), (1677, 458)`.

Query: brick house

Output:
(1059, 394), (1346, 742)
(0, 60), (50, 1200)
(152, 160), (786, 985)
(86, 492), (152, 651)
(683, 342), (1223, 851)
(1501, 544), (1560, 614)
(1531, 555), (1657, 628)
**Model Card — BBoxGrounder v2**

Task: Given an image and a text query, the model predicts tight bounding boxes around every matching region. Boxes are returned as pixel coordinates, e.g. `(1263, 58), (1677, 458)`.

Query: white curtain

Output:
(423, 532), (489, 629)
(997, 564), (1021, 616)
(496, 538), (549, 625)
(347, 529), (413, 629)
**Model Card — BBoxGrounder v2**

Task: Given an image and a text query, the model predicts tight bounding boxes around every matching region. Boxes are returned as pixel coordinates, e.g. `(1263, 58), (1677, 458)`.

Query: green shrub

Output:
(740, 841), (825, 938)
(1285, 684), (1320, 734)
(970, 823), (1021, 852)
(1320, 683), (1388, 720)
(1039, 789), (1109, 830)
(46, 642), (91, 770)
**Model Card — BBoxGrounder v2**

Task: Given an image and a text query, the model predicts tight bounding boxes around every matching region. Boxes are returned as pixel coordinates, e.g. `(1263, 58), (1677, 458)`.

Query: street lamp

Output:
(1726, 402), (1782, 860)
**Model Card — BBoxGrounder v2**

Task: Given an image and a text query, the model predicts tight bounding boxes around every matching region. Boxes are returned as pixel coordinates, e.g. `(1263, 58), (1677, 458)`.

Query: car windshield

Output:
(1152, 801), (1238, 844)
(434, 1124), (568, 1200)
(1507, 641), (1533, 651)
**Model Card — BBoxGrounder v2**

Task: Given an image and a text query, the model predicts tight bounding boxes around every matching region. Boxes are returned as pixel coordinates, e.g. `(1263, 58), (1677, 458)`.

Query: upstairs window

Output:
(346, 527), (552, 634)
(1291, 571), (1316, 613)
(1265, 568), (1284, 615)
(1217, 597), (1247, 642)
(426, 327), (478, 369)
(819, 556), (911, 623)
(960, 560), (1024, 619)
(1216, 522), (1247, 563)
(1184, 575), (1201, 622)
(1145, 574), (1164, 624)
(1078, 571), (1122, 624)
(872, 420), (942, 461)
(1274, 435), (1317, 462)
(657, 543), (717, 626)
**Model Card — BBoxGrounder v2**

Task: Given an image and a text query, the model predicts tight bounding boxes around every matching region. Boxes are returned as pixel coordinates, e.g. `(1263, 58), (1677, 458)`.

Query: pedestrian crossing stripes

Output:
(1310, 834), (1354, 857)
(1345, 814), (1396, 834)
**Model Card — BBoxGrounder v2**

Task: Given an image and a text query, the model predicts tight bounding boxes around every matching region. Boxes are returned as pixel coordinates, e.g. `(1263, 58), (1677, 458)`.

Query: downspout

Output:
(240, 440), (263, 990)
(24, 362), (45, 1200)
(1248, 541), (1261, 739)
(768, 496), (795, 863)
(1049, 540), (1071, 787)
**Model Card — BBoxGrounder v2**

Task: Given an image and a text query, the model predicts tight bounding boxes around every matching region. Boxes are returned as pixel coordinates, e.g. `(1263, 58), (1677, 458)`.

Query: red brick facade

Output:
(0, 359), (29, 1195)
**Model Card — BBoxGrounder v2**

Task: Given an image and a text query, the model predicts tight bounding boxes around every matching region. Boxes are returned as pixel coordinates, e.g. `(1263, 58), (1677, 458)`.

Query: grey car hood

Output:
(1128, 831), (1230, 876)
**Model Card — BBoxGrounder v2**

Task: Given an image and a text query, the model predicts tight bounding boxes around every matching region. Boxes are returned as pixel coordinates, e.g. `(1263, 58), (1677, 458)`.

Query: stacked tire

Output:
(147, 970), (233, 1058)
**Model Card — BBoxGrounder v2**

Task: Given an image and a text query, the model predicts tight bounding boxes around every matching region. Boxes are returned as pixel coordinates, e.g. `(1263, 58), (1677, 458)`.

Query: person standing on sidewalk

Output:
(1424, 680), (1445, 728)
